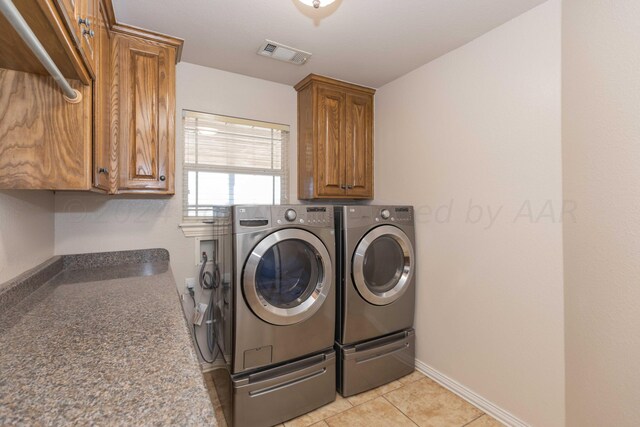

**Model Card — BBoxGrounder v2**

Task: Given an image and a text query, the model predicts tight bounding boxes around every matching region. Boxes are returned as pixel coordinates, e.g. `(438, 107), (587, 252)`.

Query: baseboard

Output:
(414, 359), (529, 427)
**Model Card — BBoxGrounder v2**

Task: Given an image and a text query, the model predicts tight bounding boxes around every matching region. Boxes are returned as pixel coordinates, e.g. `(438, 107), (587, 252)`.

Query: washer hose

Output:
(199, 252), (220, 290)
(192, 252), (220, 363)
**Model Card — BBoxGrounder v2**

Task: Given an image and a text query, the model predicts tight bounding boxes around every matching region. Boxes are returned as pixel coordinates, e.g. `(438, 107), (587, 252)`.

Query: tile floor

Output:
(203, 370), (505, 427)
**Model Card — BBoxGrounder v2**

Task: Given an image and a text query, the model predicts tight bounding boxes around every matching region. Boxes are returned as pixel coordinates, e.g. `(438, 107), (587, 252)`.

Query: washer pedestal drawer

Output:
(337, 329), (415, 397)
(215, 349), (336, 427)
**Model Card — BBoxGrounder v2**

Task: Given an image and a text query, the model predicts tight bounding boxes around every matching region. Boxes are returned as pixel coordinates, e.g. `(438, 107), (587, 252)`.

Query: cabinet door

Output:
(57, 0), (80, 39)
(93, 0), (111, 191)
(315, 85), (346, 197)
(56, 0), (97, 76)
(113, 34), (175, 193)
(77, 0), (98, 74)
(345, 92), (373, 198)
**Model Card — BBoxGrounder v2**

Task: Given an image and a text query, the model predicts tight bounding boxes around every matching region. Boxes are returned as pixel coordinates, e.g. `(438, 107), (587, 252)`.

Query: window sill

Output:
(179, 222), (216, 238)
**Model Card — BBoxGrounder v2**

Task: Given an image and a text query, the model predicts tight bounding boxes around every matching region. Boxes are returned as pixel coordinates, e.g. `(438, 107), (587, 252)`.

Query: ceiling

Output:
(112, 0), (548, 88)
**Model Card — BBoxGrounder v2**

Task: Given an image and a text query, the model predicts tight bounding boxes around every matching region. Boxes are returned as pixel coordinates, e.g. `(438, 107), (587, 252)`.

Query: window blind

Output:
(183, 110), (289, 219)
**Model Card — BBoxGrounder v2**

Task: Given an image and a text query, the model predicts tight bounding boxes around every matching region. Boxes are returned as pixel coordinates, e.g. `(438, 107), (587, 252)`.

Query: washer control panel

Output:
(234, 205), (335, 231)
(273, 205), (333, 227)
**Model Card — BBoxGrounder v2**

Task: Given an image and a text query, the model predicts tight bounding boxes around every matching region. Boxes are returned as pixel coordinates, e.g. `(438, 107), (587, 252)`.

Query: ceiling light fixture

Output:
(298, 0), (336, 9)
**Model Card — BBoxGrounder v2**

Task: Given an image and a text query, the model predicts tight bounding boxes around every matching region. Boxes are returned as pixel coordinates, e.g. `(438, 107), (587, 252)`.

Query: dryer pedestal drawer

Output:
(338, 329), (415, 397)
(223, 349), (336, 427)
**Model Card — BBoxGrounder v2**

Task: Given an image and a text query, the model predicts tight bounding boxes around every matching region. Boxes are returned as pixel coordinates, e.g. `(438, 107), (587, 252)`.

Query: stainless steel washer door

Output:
(243, 229), (332, 325)
(352, 225), (414, 306)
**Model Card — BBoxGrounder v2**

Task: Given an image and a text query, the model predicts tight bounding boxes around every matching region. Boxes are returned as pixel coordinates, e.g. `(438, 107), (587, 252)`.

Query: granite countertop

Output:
(0, 250), (216, 425)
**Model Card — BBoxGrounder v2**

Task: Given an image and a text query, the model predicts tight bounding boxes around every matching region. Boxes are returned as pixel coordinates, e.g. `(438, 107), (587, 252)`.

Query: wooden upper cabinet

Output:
(0, 0), (94, 190)
(0, 0), (182, 193)
(295, 74), (375, 200)
(111, 33), (176, 194)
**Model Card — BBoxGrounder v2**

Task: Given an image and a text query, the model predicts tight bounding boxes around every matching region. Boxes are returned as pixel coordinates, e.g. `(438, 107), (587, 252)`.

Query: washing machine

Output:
(213, 205), (337, 427)
(334, 205), (417, 397)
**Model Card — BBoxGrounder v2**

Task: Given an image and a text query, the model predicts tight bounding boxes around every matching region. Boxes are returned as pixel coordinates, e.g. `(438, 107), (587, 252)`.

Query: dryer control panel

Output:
(372, 206), (413, 224)
(386, 206), (413, 223)
(343, 205), (414, 227)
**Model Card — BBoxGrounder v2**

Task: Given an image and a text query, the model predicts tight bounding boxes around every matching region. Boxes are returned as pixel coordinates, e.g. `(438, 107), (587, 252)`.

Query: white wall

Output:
(54, 63), (298, 290)
(562, 1), (640, 426)
(374, 1), (564, 426)
(0, 191), (55, 284)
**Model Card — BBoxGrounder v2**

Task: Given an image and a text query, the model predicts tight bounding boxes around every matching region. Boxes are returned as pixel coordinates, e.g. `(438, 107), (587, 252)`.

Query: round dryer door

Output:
(243, 229), (332, 326)
(352, 225), (414, 306)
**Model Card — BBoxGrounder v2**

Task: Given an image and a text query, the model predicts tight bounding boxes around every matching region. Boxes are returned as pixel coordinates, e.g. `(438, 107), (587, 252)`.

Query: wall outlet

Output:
(185, 277), (196, 290)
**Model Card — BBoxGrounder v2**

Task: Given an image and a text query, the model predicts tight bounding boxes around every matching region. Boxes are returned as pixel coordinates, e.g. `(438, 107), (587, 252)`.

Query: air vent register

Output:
(257, 40), (311, 65)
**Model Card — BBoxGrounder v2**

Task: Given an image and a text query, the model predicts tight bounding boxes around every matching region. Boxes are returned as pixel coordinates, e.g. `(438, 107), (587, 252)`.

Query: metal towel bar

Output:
(0, 0), (82, 103)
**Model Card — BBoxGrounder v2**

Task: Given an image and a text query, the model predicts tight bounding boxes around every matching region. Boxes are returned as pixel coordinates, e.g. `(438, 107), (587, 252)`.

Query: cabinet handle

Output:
(98, 167), (108, 175)
(340, 184), (347, 190)
(78, 17), (91, 27)
(82, 29), (95, 38)
(346, 184), (353, 190)
(160, 175), (166, 181)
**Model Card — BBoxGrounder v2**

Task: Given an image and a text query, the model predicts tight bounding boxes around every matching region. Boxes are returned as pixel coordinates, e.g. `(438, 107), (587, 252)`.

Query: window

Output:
(183, 110), (289, 219)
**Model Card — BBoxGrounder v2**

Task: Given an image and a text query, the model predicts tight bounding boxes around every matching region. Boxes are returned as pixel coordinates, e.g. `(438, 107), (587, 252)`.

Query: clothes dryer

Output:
(335, 205), (416, 396)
